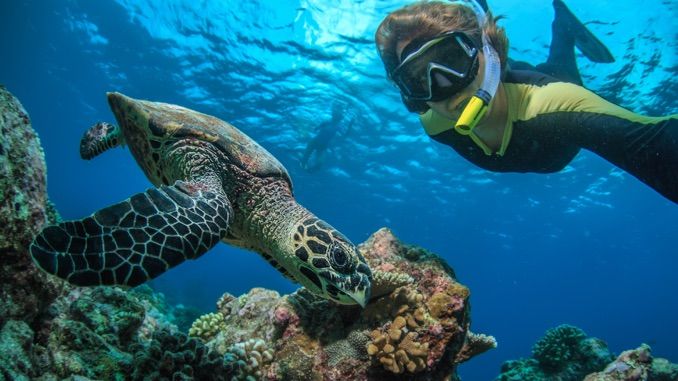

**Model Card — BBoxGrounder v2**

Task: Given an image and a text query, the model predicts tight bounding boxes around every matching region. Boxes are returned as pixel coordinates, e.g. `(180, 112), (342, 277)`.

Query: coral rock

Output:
(497, 325), (616, 381)
(583, 344), (678, 381)
(187, 227), (493, 380)
(0, 86), (66, 325)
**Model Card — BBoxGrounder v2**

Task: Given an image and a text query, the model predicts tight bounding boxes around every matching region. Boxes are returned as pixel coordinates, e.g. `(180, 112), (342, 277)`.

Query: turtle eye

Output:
(329, 244), (352, 274)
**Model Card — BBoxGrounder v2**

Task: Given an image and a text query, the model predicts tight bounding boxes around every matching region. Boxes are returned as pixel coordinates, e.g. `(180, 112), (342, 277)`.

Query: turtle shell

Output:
(110, 92), (292, 187)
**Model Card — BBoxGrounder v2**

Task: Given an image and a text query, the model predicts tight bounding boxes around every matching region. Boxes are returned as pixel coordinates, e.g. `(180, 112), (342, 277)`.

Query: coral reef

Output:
(131, 328), (227, 381)
(584, 344), (678, 381)
(185, 227), (495, 380)
(0, 87), (493, 380)
(0, 85), (66, 326)
(532, 324), (591, 371)
(497, 324), (615, 381)
(0, 87), (229, 380)
(0, 85), (49, 252)
(496, 325), (678, 381)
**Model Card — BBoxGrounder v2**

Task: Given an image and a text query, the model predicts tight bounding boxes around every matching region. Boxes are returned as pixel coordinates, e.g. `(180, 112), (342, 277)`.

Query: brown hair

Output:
(375, 1), (509, 77)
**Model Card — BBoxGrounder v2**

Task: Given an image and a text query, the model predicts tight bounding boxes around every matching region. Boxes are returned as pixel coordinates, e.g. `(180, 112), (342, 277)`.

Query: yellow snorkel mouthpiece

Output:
(454, 89), (491, 135)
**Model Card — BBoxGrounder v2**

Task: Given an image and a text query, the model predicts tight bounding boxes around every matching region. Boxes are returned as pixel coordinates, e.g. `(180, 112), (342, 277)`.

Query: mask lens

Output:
(392, 33), (478, 100)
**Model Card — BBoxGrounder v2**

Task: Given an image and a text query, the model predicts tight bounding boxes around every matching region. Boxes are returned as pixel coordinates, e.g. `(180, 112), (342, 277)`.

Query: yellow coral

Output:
(426, 284), (470, 319)
(367, 306), (429, 374)
(365, 285), (425, 323)
(188, 312), (226, 342)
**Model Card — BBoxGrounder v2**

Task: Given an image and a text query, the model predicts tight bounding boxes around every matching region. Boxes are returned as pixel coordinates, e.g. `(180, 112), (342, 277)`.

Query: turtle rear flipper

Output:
(30, 180), (232, 287)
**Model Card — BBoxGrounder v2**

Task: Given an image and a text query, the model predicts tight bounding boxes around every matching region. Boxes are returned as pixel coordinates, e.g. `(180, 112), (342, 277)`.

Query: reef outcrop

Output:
(0, 85), (67, 329)
(0, 86), (493, 380)
(496, 325), (678, 381)
(187, 227), (496, 380)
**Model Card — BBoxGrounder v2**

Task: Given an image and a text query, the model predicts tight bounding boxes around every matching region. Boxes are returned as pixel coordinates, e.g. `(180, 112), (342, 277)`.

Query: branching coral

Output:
(455, 331), (498, 363)
(188, 312), (227, 342)
(223, 338), (274, 381)
(365, 285), (424, 323)
(367, 322), (429, 373)
(367, 307), (429, 374)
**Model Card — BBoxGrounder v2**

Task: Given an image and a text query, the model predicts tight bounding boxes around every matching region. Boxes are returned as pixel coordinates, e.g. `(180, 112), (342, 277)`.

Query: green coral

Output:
(223, 338), (274, 380)
(532, 324), (587, 371)
(188, 312), (226, 342)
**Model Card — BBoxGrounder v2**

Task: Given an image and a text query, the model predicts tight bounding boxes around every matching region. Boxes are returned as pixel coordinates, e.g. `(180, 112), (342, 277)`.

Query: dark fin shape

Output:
(30, 180), (232, 287)
(554, 0), (615, 63)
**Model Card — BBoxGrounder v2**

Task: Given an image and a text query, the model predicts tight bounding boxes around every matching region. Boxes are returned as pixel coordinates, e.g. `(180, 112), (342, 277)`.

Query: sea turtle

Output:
(30, 92), (371, 306)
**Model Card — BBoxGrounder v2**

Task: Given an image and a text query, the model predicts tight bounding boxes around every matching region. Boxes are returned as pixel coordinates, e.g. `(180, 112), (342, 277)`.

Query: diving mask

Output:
(391, 31), (479, 102)
(392, 0), (502, 138)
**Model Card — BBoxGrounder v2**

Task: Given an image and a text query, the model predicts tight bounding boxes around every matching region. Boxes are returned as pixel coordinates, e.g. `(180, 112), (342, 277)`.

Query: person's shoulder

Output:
(504, 69), (561, 87)
(419, 109), (455, 136)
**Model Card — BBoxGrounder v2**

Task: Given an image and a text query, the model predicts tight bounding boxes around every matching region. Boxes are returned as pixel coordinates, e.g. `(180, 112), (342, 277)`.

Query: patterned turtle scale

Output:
(31, 181), (231, 286)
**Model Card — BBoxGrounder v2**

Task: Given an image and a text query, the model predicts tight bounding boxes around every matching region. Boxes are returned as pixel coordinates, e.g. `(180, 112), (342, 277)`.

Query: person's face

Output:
(396, 36), (484, 119)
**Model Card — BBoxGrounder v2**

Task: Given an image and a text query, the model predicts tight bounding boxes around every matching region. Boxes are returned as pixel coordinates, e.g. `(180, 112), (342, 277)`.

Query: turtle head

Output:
(290, 217), (372, 307)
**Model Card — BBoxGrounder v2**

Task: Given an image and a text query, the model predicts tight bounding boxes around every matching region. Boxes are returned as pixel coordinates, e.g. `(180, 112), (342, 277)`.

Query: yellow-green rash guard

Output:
(420, 70), (678, 203)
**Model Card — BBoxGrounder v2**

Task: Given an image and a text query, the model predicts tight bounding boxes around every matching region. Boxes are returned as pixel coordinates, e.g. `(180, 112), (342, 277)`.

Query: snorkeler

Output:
(300, 102), (354, 171)
(375, 0), (678, 202)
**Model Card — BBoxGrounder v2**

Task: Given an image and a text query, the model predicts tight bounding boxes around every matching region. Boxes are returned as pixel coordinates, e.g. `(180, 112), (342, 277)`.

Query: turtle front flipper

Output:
(30, 180), (232, 287)
(80, 122), (124, 160)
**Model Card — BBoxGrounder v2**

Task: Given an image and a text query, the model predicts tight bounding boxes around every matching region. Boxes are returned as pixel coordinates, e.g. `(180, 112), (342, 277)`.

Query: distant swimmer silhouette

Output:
(300, 102), (354, 171)
(375, 0), (678, 202)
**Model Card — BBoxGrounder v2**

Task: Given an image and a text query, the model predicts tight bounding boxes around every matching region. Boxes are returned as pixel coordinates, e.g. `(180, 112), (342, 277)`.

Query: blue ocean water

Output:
(2, 0), (676, 379)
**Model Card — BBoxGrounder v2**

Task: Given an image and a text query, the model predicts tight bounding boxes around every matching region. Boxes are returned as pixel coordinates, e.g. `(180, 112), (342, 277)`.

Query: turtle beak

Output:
(349, 287), (369, 308)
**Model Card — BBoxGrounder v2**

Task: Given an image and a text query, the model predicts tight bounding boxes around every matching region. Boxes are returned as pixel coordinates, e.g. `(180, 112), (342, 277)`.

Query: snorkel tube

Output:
(451, 0), (502, 136)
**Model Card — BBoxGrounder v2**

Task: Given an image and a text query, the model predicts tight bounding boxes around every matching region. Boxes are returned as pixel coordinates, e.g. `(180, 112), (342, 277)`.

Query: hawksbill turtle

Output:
(30, 92), (372, 306)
